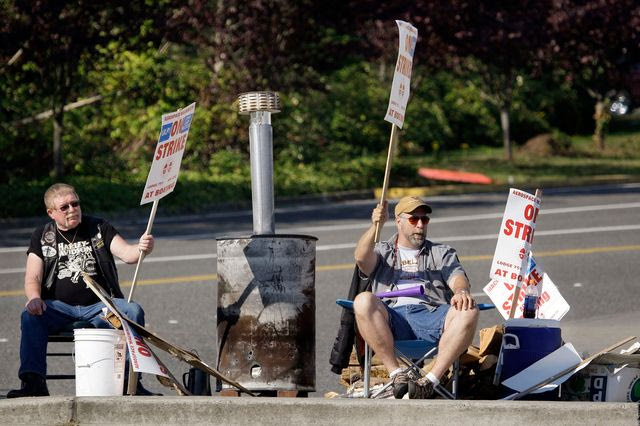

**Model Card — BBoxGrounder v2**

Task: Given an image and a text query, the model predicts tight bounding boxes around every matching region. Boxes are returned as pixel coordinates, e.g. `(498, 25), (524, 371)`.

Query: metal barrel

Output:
(216, 234), (317, 392)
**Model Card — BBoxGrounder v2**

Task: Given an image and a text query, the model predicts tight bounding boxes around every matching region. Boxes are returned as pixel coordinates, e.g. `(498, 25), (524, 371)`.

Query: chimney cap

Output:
(238, 91), (280, 114)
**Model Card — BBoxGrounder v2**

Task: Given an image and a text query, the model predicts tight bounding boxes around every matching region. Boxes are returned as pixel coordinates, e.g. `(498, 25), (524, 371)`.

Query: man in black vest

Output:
(7, 183), (157, 398)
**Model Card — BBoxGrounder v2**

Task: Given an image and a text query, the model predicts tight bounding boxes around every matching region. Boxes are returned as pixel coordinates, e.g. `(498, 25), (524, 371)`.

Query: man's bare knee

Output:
(462, 307), (479, 324)
(457, 307), (479, 329)
(353, 291), (380, 315)
(446, 306), (479, 332)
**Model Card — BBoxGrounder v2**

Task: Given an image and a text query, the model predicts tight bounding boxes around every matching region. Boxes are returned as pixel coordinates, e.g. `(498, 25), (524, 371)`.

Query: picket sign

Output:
(487, 188), (542, 318)
(128, 102), (196, 303)
(489, 188), (541, 287)
(374, 20), (418, 243)
(121, 320), (170, 378)
(484, 188), (570, 320)
(140, 102), (195, 205)
(483, 267), (570, 320)
(383, 20), (418, 130)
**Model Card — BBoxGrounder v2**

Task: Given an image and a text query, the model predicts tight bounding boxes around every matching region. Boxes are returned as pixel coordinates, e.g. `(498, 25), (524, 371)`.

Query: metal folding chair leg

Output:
(363, 342), (371, 398)
(366, 343), (460, 400)
(452, 358), (460, 399)
(370, 345), (434, 398)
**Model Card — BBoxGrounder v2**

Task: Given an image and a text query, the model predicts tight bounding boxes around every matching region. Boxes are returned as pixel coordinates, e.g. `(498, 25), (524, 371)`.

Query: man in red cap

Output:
(354, 196), (478, 399)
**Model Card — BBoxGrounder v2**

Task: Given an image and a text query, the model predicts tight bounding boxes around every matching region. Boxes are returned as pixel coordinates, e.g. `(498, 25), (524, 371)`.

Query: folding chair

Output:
(46, 320), (94, 380)
(336, 298), (495, 399)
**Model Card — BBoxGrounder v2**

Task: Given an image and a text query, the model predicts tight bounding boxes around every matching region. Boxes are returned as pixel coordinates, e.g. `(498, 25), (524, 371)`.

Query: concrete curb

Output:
(0, 397), (638, 425)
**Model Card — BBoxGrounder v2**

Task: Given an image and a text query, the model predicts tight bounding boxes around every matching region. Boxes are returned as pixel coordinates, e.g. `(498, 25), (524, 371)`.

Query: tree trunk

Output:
(52, 107), (64, 178)
(500, 106), (513, 161)
(378, 60), (386, 83)
(593, 100), (608, 150)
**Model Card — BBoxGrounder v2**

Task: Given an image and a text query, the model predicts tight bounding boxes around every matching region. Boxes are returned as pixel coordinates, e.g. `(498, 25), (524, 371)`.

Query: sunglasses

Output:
(56, 201), (80, 212)
(403, 215), (430, 225)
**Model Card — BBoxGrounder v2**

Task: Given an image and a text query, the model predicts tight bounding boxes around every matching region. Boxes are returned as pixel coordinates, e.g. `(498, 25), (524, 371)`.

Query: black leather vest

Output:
(40, 216), (124, 299)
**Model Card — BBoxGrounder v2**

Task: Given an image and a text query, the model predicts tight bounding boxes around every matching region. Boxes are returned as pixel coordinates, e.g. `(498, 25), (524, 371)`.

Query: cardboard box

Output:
(564, 353), (640, 402)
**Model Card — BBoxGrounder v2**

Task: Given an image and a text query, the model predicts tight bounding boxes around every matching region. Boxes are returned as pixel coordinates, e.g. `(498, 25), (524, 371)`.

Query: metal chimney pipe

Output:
(238, 91), (280, 235)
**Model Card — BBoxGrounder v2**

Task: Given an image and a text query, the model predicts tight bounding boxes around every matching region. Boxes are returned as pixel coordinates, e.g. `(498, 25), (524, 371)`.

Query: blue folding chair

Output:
(336, 298), (495, 399)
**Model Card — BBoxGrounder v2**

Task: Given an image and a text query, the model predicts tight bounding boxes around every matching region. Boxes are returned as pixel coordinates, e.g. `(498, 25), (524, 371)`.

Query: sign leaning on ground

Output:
(121, 320), (170, 378)
(82, 273), (254, 396)
(384, 20), (418, 129)
(141, 102), (196, 204)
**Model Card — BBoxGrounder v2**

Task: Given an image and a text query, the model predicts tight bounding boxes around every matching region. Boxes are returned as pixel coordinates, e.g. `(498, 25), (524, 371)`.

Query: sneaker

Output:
(391, 371), (410, 399)
(408, 376), (435, 399)
(6, 373), (49, 398)
(391, 370), (418, 399)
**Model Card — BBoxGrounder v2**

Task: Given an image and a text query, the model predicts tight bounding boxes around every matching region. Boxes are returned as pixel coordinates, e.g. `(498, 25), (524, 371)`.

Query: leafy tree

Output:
(2, 0), (173, 178)
(169, 0), (364, 107)
(547, 0), (640, 149)
(414, 0), (555, 161)
(336, 2), (559, 160)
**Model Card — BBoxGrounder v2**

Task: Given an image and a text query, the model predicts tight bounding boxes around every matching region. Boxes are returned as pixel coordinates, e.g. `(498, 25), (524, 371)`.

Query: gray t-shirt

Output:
(370, 234), (468, 311)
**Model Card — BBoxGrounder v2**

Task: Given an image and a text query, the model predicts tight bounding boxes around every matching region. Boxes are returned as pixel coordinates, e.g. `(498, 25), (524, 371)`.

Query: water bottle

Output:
(523, 279), (538, 319)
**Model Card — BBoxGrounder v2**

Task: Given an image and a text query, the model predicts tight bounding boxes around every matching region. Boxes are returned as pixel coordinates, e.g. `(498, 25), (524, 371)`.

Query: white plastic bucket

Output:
(74, 328), (126, 396)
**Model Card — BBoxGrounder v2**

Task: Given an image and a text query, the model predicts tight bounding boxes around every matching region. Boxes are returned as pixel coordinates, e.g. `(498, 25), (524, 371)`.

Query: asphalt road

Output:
(1, 183), (639, 398)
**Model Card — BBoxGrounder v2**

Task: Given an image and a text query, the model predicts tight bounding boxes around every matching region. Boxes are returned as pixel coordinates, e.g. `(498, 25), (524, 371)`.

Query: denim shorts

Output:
(386, 303), (450, 344)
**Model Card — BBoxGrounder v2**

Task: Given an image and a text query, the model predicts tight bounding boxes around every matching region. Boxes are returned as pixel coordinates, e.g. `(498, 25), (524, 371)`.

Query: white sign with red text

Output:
(536, 273), (570, 320)
(121, 320), (169, 377)
(140, 102), (196, 205)
(489, 188), (541, 288)
(384, 20), (418, 129)
(484, 254), (570, 320)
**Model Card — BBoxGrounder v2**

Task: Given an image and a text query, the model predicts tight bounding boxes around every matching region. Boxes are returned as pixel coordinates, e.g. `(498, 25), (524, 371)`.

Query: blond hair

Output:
(44, 183), (78, 210)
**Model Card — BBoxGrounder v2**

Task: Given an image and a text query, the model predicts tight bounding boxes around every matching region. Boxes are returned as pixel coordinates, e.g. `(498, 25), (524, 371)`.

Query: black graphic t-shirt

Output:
(28, 219), (119, 306)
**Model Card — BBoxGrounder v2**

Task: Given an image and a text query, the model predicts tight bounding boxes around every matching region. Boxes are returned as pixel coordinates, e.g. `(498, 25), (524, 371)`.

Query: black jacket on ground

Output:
(329, 265), (372, 374)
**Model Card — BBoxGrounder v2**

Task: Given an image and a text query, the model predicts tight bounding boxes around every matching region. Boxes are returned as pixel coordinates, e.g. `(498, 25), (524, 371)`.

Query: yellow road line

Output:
(0, 289), (27, 297)
(0, 274), (219, 298)
(532, 244), (640, 257)
(1, 244), (639, 298)
(120, 274), (217, 287)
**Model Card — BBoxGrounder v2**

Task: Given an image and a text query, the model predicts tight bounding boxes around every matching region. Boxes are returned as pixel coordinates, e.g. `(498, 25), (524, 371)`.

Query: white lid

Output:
(505, 318), (561, 328)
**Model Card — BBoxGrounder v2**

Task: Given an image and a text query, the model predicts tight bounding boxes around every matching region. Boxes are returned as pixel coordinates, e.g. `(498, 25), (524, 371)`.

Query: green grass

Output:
(409, 130), (640, 187)
(2, 130), (639, 220)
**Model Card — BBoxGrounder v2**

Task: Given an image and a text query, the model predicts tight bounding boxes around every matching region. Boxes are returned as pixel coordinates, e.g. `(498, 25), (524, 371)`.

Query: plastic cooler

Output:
(500, 318), (562, 386)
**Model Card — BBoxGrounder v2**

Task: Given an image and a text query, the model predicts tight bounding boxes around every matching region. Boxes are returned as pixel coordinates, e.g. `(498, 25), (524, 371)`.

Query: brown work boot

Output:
(408, 376), (435, 399)
(6, 373), (49, 398)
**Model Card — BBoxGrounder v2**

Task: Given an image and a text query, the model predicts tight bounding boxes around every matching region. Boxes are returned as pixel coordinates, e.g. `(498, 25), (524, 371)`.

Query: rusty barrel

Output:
(216, 234), (317, 392)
